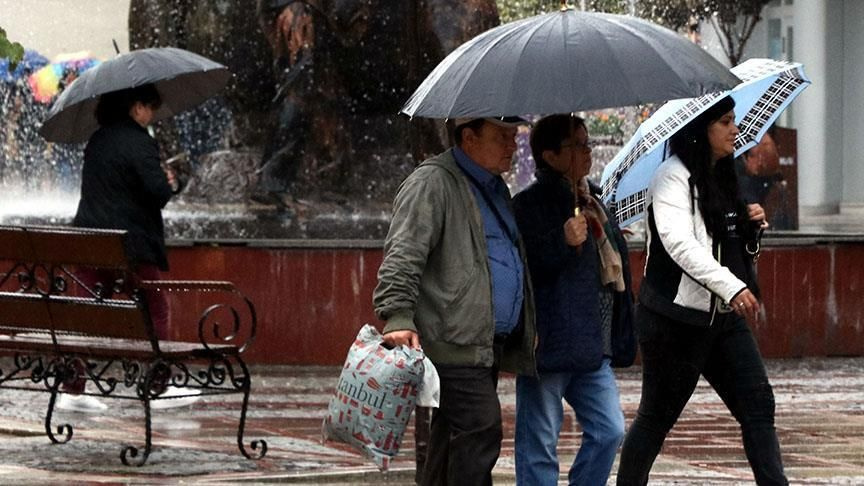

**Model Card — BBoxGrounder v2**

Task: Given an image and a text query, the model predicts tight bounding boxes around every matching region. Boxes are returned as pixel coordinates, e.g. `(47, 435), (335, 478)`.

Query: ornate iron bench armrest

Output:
(138, 280), (237, 292)
(140, 280), (258, 355)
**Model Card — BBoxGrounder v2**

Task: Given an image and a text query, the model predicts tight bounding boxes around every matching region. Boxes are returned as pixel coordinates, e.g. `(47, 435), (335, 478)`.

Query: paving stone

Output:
(0, 358), (859, 483)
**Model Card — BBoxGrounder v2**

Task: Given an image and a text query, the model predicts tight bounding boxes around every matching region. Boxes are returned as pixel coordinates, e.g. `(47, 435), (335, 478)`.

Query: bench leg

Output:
(120, 368), (155, 466)
(45, 358), (75, 444)
(233, 357), (267, 460)
(45, 389), (73, 444)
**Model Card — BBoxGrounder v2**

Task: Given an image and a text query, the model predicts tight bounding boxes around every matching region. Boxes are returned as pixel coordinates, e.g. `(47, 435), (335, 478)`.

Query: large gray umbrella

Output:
(39, 47), (230, 143)
(402, 7), (741, 118)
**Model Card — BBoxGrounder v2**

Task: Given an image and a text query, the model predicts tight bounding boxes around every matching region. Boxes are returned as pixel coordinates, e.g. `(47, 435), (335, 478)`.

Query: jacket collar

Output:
(453, 146), (498, 191)
(535, 168), (573, 194)
(420, 148), (463, 177)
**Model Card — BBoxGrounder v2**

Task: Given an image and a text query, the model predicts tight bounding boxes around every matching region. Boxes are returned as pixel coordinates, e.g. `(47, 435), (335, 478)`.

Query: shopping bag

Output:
(322, 324), (424, 470)
(417, 356), (440, 408)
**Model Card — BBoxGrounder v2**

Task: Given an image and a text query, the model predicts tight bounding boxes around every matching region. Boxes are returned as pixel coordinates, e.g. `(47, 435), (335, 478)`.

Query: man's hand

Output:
(564, 214), (588, 247)
(383, 330), (421, 350)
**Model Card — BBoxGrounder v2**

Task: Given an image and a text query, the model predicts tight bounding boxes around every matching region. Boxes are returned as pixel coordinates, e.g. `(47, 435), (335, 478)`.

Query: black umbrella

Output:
(38, 47), (230, 143)
(402, 6), (741, 118)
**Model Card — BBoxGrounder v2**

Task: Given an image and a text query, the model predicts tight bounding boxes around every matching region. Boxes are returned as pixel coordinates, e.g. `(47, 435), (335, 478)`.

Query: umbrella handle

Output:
(571, 206), (584, 254)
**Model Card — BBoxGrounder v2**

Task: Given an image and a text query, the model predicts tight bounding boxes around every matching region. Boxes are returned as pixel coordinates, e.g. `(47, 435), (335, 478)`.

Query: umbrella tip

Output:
(112, 39), (120, 55)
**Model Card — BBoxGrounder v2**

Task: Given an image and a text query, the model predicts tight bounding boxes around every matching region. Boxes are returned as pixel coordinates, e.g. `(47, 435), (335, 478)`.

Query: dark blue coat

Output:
(513, 170), (635, 372)
(74, 119), (173, 270)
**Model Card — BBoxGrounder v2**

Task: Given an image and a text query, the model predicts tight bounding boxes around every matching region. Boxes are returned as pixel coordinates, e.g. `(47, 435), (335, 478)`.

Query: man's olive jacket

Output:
(373, 149), (536, 375)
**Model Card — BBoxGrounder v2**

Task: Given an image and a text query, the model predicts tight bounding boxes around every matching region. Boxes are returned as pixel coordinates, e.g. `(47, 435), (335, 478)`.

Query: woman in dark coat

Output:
(60, 84), (188, 412)
(512, 114), (635, 486)
(74, 84), (174, 273)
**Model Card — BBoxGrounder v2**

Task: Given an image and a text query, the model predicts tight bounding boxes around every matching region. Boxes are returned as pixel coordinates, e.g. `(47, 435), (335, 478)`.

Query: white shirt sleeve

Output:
(649, 159), (747, 303)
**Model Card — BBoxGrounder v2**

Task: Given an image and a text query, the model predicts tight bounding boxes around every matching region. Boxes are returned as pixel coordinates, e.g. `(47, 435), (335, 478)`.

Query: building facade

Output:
(702, 0), (864, 217)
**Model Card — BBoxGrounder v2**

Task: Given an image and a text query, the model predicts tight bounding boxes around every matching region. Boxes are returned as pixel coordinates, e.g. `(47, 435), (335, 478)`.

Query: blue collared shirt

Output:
(453, 147), (524, 335)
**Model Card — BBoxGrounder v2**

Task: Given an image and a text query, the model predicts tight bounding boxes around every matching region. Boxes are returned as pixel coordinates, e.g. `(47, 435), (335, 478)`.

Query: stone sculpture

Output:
(129, 0), (500, 206)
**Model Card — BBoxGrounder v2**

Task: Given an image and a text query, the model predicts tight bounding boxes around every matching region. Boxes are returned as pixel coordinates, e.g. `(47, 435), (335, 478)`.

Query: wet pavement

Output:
(0, 358), (861, 484)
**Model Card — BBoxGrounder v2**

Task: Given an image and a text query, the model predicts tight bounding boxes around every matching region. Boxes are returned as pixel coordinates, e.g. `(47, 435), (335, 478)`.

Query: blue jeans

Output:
(516, 358), (625, 486)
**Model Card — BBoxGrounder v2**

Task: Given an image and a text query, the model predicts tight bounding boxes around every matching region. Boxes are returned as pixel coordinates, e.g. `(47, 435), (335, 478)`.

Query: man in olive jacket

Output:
(374, 117), (536, 486)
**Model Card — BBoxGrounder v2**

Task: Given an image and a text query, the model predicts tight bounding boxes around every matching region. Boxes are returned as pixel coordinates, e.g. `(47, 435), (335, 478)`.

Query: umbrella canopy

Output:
(28, 52), (100, 103)
(39, 47), (230, 143)
(0, 49), (48, 82)
(401, 8), (740, 119)
(600, 58), (810, 227)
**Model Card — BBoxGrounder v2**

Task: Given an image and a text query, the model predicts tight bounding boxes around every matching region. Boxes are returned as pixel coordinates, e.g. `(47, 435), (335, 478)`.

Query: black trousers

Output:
(617, 307), (788, 486)
(421, 365), (502, 486)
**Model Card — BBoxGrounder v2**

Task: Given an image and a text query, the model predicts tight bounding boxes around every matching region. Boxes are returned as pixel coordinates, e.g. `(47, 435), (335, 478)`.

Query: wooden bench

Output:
(0, 224), (267, 466)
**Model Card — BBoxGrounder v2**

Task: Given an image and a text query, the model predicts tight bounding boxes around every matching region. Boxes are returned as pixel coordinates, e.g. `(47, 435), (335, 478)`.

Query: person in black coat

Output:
(512, 114), (635, 486)
(61, 84), (191, 412)
(74, 84), (176, 271)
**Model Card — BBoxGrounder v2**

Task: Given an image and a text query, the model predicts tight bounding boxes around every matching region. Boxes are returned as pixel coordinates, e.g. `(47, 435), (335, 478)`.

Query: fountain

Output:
(0, 0), (640, 241)
(1, 1), (501, 238)
(0, 1), (635, 366)
(116, 0), (500, 240)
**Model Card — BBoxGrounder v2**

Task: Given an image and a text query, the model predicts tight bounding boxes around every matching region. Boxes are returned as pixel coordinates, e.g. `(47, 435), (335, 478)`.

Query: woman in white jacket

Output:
(616, 96), (788, 486)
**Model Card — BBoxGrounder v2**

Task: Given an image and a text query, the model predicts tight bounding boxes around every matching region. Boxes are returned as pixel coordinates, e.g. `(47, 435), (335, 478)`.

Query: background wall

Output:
(840, 0), (864, 214)
(163, 242), (864, 365)
(0, 0), (130, 60)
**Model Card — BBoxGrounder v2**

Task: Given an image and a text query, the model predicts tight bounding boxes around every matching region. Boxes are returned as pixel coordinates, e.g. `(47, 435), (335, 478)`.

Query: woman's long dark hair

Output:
(668, 96), (742, 237)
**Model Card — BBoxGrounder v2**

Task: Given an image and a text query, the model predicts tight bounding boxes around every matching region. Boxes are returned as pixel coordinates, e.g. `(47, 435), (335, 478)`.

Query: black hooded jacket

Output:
(74, 118), (173, 270)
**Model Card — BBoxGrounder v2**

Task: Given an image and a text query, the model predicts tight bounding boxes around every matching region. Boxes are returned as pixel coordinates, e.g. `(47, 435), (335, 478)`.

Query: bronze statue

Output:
(129, 0), (500, 206)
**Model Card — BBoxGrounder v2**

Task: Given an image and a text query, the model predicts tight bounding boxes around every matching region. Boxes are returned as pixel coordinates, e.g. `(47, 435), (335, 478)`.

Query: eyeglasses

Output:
(559, 140), (594, 151)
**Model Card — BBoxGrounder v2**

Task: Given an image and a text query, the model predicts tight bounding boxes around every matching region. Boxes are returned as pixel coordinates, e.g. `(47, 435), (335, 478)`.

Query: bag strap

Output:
(458, 167), (517, 244)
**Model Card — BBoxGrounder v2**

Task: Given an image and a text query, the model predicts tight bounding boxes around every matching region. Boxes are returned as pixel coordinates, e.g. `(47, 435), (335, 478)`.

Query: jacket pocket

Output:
(444, 261), (478, 307)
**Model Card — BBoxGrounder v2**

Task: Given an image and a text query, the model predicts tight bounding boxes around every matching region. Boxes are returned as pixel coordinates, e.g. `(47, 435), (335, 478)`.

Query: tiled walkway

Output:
(0, 358), (861, 484)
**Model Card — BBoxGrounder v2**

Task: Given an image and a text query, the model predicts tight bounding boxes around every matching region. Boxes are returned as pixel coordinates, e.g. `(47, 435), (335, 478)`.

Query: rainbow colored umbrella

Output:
(0, 49), (48, 82)
(28, 52), (100, 103)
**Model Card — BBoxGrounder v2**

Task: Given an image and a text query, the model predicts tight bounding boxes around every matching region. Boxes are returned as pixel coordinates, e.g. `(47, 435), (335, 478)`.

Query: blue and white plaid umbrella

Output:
(600, 58), (810, 227)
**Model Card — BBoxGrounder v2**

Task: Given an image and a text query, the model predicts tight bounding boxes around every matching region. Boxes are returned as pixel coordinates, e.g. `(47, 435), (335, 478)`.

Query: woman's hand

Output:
(163, 166), (180, 193)
(564, 214), (588, 247)
(731, 289), (760, 323)
(747, 203), (770, 229)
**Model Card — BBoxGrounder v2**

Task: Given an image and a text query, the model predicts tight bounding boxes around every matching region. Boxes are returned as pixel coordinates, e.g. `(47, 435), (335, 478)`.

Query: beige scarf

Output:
(576, 177), (625, 292)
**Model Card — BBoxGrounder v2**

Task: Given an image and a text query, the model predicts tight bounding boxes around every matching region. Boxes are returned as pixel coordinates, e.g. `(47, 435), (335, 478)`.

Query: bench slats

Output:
(0, 335), (236, 359)
(49, 298), (151, 340)
(0, 227), (34, 262)
(30, 227), (129, 269)
(0, 293), (151, 341)
(0, 292), (52, 328)
(139, 280), (237, 292)
(0, 225), (130, 269)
